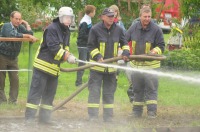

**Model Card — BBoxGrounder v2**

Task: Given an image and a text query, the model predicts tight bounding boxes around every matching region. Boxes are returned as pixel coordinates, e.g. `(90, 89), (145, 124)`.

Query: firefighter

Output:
(25, 7), (76, 124)
(87, 8), (130, 122)
(125, 6), (165, 118)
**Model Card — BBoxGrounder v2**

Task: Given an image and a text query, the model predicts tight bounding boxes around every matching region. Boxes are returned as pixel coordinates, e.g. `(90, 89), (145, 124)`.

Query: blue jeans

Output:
(75, 47), (89, 86)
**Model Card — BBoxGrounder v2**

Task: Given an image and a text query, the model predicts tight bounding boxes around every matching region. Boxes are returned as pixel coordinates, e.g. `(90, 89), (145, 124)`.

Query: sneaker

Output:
(147, 111), (157, 119)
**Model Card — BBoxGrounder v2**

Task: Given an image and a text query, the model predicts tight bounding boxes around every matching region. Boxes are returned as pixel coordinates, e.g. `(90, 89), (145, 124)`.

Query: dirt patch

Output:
(0, 101), (200, 132)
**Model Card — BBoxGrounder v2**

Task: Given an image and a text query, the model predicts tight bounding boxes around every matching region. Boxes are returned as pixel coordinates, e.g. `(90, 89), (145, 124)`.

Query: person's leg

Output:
(88, 70), (103, 119)
(39, 75), (58, 123)
(131, 72), (145, 117)
(0, 55), (8, 103)
(25, 69), (47, 121)
(8, 57), (19, 103)
(126, 63), (134, 102)
(75, 47), (88, 86)
(102, 73), (116, 122)
(144, 73), (158, 118)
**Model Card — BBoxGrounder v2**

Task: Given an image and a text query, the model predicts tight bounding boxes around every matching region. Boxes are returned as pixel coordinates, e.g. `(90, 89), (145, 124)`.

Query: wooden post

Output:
(28, 42), (33, 94)
(127, 0), (131, 11)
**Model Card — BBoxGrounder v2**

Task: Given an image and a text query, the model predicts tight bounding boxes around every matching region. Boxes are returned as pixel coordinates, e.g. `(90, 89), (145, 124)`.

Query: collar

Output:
(101, 21), (115, 31)
(10, 22), (18, 29)
(137, 21), (152, 31)
(80, 14), (91, 25)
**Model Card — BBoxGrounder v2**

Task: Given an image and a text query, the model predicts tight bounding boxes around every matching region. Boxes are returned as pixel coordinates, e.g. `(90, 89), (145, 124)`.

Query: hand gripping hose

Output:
(53, 54), (166, 111)
(60, 54), (166, 72)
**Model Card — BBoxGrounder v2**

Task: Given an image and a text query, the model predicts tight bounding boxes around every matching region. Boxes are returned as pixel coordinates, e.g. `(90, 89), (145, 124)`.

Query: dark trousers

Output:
(0, 54), (19, 103)
(131, 71), (158, 112)
(88, 70), (116, 119)
(75, 47), (89, 86)
(25, 68), (58, 122)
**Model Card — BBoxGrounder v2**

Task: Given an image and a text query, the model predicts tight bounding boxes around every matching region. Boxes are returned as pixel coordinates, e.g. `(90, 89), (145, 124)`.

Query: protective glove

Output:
(122, 50), (130, 62)
(67, 54), (76, 64)
(117, 60), (125, 65)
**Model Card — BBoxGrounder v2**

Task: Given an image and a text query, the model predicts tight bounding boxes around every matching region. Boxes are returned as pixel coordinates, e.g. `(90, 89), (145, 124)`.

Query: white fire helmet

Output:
(58, 7), (74, 26)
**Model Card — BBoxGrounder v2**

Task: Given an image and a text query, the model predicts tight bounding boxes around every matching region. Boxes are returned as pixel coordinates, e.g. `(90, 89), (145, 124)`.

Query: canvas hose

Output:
(53, 54), (166, 112)
(61, 54), (166, 72)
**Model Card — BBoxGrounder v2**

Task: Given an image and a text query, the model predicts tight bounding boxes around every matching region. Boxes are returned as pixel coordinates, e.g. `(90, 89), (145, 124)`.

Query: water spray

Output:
(54, 55), (199, 111)
(76, 59), (200, 84)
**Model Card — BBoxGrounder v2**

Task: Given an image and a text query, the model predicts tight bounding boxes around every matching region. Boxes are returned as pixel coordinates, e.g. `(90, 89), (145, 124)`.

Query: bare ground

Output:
(0, 101), (200, 132)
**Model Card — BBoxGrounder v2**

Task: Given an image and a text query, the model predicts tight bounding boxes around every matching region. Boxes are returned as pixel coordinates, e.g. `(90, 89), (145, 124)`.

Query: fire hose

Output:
(53, 54), (166, 111)
(60, 54), (166, 72)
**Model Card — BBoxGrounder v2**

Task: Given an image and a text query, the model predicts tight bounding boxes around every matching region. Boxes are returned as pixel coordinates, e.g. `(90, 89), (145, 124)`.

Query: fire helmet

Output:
(58, 7), (74, 25)
(58, 7), (74, 17)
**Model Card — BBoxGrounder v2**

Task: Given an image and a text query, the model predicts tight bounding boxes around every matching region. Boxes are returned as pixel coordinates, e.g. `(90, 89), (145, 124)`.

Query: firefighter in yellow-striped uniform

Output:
(25, 7), (76, 124)
(87, 8), (130, 122)
(125, 7), (165, 118)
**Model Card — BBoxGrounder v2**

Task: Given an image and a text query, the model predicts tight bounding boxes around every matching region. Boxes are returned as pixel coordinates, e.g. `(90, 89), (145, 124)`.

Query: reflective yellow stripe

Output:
(26, 103), (39, 109)
(90, 60), (117, 72)
(146, 100), (157, 105)
(34, 58), (60, 76)
(65, 46), (69, 51)
(0, 22), (4, 26)
(153, 47), (162, 54)
(90, 48), (100, 58)
(88, 103), (100, 108)
(99, 42), (105, 57)
(103, 104), (114, 108)
(122, 45), (130, 50)
(132, 101), (145, 106)
(132, 41), (136, 54)
(40, 104), (53, 110)
(174, 27), (183, 34)
(114, 42), (118, 57)
(145, 42), (151, 54)
(40, 38), (43, 44)
(130, 60), (160, 69)
(54, 49), (65, 60)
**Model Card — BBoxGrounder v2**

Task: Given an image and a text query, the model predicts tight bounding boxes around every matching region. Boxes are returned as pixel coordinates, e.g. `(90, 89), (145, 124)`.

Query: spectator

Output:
(75, 5), (96, 87)
(0, 11), (37, 104)
(109, 4), (126, 32)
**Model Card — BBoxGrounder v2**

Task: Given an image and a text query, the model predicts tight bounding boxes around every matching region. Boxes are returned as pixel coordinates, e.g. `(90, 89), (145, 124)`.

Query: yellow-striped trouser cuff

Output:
(88, 103), (100, 108)
(132, 101), (145, 106)
(26, 103), (39, 110)
(103, 104), (114, 108)
(146, 100), (157, 105)
(40, 104), (53, 110)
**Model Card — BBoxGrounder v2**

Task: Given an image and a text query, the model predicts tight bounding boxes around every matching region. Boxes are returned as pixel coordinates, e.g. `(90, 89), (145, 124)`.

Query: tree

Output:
(179, 0), (200, 18)
(0, 0), (17, 22)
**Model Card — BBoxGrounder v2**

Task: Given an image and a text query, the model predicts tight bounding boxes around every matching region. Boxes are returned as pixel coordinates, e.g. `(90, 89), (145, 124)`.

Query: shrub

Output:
(162, 49), (200, 70)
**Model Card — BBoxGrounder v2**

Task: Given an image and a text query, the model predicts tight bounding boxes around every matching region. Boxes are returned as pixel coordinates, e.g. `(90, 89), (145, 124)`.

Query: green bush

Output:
(162, 49), (200, 70)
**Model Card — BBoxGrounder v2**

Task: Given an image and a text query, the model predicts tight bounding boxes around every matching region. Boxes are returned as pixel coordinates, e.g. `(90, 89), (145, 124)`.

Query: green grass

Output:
(2, 31), (200, 117)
